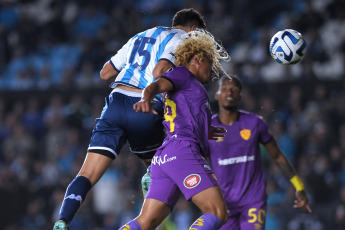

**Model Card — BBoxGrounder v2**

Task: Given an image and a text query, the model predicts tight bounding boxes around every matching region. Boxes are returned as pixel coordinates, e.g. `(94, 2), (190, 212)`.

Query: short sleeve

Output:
(158, 31), (185, 66)
(258, 116), (273, 144)
(109, 38), (131, 72)
(162, 67), (189, 91)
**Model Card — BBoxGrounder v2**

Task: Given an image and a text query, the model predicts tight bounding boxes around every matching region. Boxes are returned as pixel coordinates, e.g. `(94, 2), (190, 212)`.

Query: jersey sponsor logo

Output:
(152, 154), (176, 165)
(184, 174), (201, 189)
(218, 155), (255, 166)
(169, 52), (176, 58)
(65, 194), (83, 204)
(121, 225), (131, 230)
(240, 129), (251, 140)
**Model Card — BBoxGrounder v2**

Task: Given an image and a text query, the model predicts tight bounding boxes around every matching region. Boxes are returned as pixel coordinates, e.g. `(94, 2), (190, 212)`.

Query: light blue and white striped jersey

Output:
(109, 26), (186, 90)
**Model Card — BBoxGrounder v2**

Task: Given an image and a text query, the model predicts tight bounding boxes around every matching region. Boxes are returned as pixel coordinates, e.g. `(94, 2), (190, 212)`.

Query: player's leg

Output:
(54, 92), (127, 229)
(141, 165), (151, 197)
(119, 198), (171, 230)
(154, 139), (227, 229)
(190, 186), (228, 229)
(120, 147), (179, 230)
(126, 95), (165, 197)
(219, 208), (241, 230)
(239, 200), (267, 230)
(55, 153), (113, 229)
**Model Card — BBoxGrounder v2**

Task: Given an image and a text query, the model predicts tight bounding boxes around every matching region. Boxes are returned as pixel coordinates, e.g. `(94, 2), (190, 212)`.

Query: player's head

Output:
(172, 8), (207, 30)
(174, 30), (230, 84)
(215, 75), (242, 110)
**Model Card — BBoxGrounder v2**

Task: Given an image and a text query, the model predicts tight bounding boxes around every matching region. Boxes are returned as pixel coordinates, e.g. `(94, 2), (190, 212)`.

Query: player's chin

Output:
(224, 104), (237, 111)
(203, 77), (212, 84)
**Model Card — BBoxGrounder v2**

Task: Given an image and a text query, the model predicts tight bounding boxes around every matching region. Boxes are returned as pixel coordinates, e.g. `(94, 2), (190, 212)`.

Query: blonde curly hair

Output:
(175, 29), (230, 78)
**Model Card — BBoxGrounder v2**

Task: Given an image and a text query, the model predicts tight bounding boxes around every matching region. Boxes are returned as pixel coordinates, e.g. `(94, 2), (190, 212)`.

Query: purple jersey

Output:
(161, 66), (212, 155)
(207, 111), (272, 208)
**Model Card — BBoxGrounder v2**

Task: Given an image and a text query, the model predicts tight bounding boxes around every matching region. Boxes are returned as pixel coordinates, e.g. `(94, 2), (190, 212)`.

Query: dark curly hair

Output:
(172, 8), (207, 29)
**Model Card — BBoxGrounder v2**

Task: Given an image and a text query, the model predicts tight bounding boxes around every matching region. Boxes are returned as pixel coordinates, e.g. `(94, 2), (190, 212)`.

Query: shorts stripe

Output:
(88, 147), (117, 159)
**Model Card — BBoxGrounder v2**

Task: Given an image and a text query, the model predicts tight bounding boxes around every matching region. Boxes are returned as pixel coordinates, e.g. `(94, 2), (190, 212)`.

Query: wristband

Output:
(290, 175), (305, 192)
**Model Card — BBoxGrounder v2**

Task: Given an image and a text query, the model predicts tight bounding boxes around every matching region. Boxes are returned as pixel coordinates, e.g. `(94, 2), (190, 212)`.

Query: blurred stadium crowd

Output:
(0, 0), (345, 229)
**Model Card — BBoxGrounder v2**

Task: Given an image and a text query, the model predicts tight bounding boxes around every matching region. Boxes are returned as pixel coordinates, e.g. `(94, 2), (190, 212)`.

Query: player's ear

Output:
(190, 25), (197, 31)
(192, 55), (201, 65)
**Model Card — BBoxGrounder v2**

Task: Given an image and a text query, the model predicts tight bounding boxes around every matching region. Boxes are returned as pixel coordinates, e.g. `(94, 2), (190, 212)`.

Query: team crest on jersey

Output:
(216, 136), (224, 142)
(184, 174), (201, 189)
(240, 129), (251, 140)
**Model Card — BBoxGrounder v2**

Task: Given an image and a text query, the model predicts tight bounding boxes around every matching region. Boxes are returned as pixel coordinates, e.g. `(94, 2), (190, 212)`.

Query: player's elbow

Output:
(152, 68), (161, 79)
(100, 61), (118, 80)
(99, 68), (109, 80)
(153, 60), (173, 79)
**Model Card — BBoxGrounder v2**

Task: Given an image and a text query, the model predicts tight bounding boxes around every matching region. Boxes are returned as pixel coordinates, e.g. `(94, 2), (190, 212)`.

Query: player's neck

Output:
(218, 107), (238, 126)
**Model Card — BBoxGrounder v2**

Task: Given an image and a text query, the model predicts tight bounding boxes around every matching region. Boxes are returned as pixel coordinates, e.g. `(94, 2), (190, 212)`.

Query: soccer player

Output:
(53, 9), (207, 230)
(119, 30), (230, 230)
(207, 75), (312, 230)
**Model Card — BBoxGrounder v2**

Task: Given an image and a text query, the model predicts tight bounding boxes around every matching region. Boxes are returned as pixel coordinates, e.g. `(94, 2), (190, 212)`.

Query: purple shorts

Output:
(146, 138), (218, 209)
(220, 200), (267, 230)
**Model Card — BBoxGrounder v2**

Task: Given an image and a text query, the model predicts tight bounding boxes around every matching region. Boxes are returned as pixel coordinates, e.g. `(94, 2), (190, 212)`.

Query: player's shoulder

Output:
(239, 110), (267, 123)
(163, 66), (188, 77)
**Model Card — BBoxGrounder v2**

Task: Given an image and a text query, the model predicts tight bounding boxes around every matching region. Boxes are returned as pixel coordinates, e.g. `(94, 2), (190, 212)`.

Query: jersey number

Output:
(129, 37), (157, 70)
(164, 95), (176, 132)
(248, 208), (266, 224)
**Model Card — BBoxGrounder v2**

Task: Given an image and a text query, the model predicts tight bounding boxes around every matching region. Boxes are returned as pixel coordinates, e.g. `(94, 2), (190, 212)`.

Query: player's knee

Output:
(136, 216), (161, 230)
(219, 211), (228, 225)
(213, 208), (228, 225)
(202, 204), (228, 225)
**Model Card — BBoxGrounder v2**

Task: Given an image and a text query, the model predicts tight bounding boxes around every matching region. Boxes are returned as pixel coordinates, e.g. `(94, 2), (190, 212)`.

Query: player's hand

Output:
(294, 190), (312, 213)
(133, 99), (158, 115)
(208, 125), (227, 140)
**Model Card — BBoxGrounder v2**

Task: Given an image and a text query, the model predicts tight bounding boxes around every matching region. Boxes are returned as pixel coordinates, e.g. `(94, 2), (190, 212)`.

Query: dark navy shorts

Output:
(88, 88), (165, 160)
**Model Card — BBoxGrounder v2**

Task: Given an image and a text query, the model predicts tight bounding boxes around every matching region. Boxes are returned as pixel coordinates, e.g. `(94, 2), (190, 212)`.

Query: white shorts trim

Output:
(111, 88), (142, 97)
(87, 146), (118, 157)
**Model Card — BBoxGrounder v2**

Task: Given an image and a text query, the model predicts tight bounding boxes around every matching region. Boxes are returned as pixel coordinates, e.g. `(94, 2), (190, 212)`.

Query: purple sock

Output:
(119, 220), (142, 230)
(189, 213), (222, 230)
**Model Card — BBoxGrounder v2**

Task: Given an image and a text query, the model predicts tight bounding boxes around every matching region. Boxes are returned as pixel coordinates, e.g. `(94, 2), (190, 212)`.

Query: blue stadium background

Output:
(0, 0), (344, 229)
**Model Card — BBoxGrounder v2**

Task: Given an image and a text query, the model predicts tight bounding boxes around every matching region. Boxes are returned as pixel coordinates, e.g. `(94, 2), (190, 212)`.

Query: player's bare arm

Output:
(100, 61), (119, 81)
(152, 60), (174, 79)
(133, 78), (173, 114)
(265, 138), (296, 178)
(265, 138), (312, 213)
